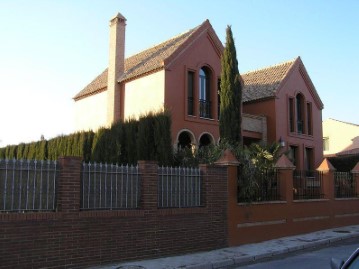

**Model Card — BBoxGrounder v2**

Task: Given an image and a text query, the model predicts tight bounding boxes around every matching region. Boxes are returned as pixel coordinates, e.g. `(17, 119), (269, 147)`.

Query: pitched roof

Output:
(241, 58), (297, 102)
(325, 118), (359, 128)
(242, 57), (324, 109)
(74, 21), (207, 100)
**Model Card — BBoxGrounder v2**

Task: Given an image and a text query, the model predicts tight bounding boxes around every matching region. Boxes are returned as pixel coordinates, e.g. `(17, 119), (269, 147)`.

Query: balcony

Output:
(199, 99), (211, 119)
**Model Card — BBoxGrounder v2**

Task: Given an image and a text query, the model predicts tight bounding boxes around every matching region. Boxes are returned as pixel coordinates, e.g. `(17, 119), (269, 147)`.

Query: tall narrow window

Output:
(296, 94), (305, 134)
(199, 67), (211, 118)
(307, 102), (313, 135)
(304, 147), (314, 171)
(217, 79), (221, 120)
(199, 69), (206, 101)
(289, 145), (298, 167)
(289, 98), (295, 132)
(187, 71), (194, 116)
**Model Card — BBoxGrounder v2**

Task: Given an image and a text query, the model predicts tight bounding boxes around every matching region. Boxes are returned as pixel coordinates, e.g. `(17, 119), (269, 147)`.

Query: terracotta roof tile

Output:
(242, 58), (297, 102)
(73, 24), (201, 100)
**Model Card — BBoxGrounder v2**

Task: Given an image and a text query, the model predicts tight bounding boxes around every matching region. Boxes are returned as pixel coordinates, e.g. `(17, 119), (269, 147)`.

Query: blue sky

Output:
(0, 0), (358, 147)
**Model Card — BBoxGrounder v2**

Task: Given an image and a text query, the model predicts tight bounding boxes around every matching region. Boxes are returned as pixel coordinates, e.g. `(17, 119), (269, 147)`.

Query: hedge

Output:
(0, 110), (173, 165)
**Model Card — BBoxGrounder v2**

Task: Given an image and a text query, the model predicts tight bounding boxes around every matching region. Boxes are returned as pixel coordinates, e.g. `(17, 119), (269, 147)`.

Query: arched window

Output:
(177, 131), (195, 149)
(199, 133), (214, 148)
(199, 67), (211, 118)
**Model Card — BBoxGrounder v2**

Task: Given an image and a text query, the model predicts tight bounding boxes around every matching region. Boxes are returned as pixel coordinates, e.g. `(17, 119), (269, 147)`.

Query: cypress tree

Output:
(219, 25), (242, 145)
(83, 131), (94, 162)
(17, 143), (25, 159)
(47, 138), (55, 160)
(110, 121), (124, 164)
(137, 113), (156, 161)
(0, 147), (5, 159)
(23, 143), (30, 160)
(154, 111), (173, 166)
(91, 128), (107, 162)
(65, 134), (74, 156)
(27, 142), (36, 160)
(35, 140), (47, 160)
(123, 119), (138, 165)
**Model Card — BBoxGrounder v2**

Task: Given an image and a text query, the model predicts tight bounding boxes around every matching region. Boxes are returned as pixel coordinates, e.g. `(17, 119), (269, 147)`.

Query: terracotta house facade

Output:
(73, 13), (324, 170)
(242, 58), (324, 170)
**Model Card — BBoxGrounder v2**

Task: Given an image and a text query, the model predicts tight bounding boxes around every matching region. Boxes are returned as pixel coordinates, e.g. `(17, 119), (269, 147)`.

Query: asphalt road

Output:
(235, 237), (359, 269)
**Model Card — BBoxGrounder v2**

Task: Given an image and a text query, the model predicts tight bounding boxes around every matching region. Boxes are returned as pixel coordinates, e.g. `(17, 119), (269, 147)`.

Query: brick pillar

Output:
(274, 155), (295, 202)
(138, 160), (158, 256)
(214, 149), (240, 247)
(57, 156), (82, 213)
(352, 162), (359, 196)
(317, 158), (336, 201)
(199, 163), (228, 207)
(138, 160), (158, 210)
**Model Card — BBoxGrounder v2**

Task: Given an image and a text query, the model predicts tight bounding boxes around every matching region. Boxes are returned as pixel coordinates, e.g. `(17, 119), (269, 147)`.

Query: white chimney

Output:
(107, 12), (126, 125)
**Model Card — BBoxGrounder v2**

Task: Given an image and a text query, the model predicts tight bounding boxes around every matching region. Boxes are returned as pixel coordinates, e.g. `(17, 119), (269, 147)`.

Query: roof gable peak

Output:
(241, 57), (298, 103)
(164, 19), (223, 67)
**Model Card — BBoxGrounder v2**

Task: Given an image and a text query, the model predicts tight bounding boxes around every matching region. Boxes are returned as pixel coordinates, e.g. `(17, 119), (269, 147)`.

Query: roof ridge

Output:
(328, 118), (359, 127)
(242, 57), (298, 75)
(125, 24), (201, 60)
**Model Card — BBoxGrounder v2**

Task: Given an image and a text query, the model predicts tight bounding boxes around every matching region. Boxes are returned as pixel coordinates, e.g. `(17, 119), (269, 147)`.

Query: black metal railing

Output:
(238, 169), (280, 203)
(199, 99), (211, 119)
(335, 172), (357, 198)
(297, 120), (304, 134)
(293, 170), (324, 200)
(187, 97), (194, 116)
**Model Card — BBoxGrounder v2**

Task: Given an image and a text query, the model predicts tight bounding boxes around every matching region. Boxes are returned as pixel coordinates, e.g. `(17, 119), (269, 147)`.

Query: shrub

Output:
(0, 111), (173, 165)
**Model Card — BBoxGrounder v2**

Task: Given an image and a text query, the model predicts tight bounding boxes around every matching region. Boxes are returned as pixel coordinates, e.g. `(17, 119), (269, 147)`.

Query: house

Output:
(242, 57), (324, 170)
(323, 118), (359, 156)
(73, 12), (324, 170)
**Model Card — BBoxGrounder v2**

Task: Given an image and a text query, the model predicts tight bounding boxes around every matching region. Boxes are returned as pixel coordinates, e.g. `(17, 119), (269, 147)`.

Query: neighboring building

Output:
(323, 118), (359, 156)
(242, 57), (324, 170)
(73, 12), (324, 170)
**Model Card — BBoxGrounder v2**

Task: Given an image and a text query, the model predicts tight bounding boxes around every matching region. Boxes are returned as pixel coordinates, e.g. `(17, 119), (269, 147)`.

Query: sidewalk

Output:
(90, 225), (359, 269)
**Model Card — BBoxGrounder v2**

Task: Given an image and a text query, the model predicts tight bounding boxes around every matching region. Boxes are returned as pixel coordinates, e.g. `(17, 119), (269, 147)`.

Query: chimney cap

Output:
(110, 12), (127, 22)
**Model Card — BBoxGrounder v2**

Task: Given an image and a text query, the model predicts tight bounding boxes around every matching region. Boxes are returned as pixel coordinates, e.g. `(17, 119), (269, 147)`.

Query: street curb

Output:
(197, 230), (359, 269)
(92, 227), (359, 269)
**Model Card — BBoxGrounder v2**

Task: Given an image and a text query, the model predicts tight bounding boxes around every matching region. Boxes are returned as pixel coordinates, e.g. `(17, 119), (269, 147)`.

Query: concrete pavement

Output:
(89, 225), (359, 269)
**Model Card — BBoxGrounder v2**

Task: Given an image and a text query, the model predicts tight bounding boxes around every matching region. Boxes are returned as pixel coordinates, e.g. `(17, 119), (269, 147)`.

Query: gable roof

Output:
(74, 20), (221, 101)
(241, 58), (296, 102)
(242, 57), (324, 109)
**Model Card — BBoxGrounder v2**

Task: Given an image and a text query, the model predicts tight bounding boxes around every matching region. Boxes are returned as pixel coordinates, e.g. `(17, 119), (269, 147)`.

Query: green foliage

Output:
(238, 142), (281, 203)
(173, 140), (281, 203)
(16, 143), (25, 159)
(174, 144), (223, 167)
(245, 143), (281, 172)
(82, 131), (94, 162)
(0, 111), (173, 165)
(219, 25), (242, 145)
(154, 111), (173, 166)
(0, 147), (5, 159)
(5, 145), (17, 159)
(92, 128), (110, 162)
(123, 119), (138, 165)
(35, 140), (47, 160)
(137, 113), (156, 161)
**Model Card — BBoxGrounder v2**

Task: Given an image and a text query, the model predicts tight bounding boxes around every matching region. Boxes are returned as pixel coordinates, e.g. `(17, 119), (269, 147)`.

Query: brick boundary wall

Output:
(2, 154), (359, 268)
(0, 157), (228, 269)
(228, 156), (359, 246)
